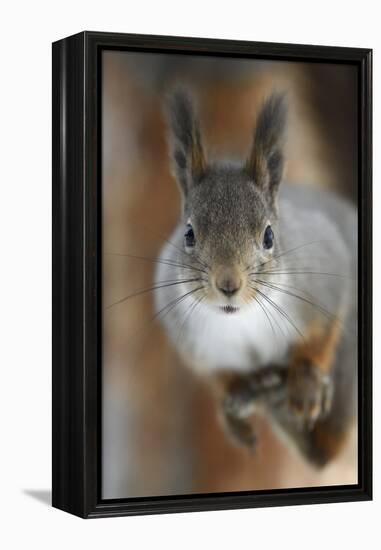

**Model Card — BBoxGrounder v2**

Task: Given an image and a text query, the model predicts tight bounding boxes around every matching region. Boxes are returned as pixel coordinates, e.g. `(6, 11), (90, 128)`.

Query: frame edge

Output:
(52, 32), (88, 518)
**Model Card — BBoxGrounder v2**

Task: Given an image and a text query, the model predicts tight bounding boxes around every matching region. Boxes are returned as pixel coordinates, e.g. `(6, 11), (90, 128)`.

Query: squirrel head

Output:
(165, 88), (288, 312)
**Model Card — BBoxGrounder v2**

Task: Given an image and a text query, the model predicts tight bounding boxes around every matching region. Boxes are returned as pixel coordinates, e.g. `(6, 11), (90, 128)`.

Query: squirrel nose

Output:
(216, 271), (242, 297)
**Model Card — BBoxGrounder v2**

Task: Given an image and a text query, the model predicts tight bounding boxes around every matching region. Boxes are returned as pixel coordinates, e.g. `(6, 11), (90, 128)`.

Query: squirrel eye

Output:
(184, 224), (195, 251)
(263, 225), (274, 249)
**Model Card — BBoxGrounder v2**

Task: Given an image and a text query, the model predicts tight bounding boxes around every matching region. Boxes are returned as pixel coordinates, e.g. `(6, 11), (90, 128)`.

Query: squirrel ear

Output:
(246, 93), (287, 204)
(165, 88), (206, 197)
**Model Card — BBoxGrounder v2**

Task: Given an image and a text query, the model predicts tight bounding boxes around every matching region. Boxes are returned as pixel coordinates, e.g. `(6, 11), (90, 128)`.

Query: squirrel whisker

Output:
(254, 279), (338, 322)
(250, 278), (351, 340)
(106, 252), (208, 275)
(105, 278), (206, 310)
(128, 221), (211, 271)
(249, 288), (288, 341)
(253, 287), (305, 342)
(151, 285), (206, 329)
(250, 270), (352, 278)
(245, 292), (277, 341)
(247, 239), (335, 273)
(176, 293), (206, 343)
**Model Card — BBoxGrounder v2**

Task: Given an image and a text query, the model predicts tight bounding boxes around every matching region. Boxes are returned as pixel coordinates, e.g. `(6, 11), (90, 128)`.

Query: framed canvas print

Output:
(52, 31), (372, 518)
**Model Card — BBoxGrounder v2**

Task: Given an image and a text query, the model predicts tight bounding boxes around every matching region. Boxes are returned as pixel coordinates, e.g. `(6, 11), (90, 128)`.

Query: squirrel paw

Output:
(221, 369), (286, 450)
(223, 382), (257, 420)
(223, 368), (285, 419)
(222, 380), (259, 449)
(287, 361), (334, 430)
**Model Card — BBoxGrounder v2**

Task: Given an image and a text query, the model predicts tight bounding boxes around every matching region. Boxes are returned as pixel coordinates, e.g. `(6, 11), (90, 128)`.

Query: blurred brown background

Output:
(102, 50), (358, 499)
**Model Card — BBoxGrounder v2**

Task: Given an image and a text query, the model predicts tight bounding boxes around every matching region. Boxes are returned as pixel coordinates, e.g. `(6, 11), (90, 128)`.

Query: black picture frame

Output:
(52, 31), (372, 519)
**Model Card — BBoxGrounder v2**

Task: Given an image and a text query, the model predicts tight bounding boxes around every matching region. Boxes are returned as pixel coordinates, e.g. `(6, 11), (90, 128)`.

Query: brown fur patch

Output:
(191, 128), (206, 176)
(246, 149), (269, 188)
(292, 319), (342, 374)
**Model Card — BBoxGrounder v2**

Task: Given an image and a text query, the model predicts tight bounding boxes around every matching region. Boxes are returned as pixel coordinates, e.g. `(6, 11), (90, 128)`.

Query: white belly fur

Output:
(155, 272), (294, 374)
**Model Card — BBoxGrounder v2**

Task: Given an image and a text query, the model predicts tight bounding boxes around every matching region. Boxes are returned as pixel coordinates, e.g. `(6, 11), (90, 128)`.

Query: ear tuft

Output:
(165, 87), (206, 197)
(246, 92), (288, 203)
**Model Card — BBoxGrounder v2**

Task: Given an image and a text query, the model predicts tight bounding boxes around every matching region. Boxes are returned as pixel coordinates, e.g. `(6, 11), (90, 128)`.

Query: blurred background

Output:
(102, 50), (358, 499)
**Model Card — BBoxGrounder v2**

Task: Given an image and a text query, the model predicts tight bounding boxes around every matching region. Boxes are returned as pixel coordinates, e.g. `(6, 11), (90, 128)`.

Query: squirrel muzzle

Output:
(215, 267), (242, 298)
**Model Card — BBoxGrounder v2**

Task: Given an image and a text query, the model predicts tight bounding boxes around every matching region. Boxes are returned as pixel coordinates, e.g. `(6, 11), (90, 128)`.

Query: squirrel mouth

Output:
(220, 305), (240, 314)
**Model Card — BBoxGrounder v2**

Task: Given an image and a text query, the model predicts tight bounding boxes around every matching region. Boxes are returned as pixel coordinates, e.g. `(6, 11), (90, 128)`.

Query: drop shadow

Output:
(23, 489), (51, 507)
